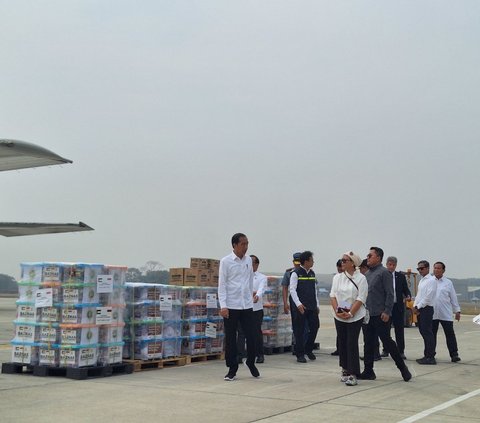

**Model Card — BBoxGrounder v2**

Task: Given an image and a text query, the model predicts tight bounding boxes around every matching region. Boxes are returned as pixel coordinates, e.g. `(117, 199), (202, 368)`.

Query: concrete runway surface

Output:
(0, 297), (479, 423)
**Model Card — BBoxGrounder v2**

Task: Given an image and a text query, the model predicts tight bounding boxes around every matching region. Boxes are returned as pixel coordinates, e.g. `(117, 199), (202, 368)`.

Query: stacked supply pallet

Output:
(123, 283), (184, 360)
(11, 262), (127, 369)
(181, 286), (223, 357)
(169, 257), (220, 287)
(262, 276), (292, 352)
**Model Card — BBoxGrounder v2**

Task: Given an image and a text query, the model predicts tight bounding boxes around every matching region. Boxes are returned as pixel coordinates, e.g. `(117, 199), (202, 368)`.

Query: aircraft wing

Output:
(0, 139), (72, 172)
(0, 222), (94, 237)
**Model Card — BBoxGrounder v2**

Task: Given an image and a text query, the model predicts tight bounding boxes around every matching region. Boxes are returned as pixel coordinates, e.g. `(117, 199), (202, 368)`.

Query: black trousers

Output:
(335, 318), (363, 376)
(224, 308), (255, 371)
(390, 302), (406, 354)
(364, 315), (406, 372)
(292, 307), (319, 357)
(253, 309), (264, 357)
(432, 319), (458, 357)
(417, 306), (435, 359)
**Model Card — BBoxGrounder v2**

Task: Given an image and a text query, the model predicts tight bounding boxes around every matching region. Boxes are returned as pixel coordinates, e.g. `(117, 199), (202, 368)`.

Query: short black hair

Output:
(434, 261), (445, 270)
(231, 233), (247, 247)
(418, 260), (430, 269)
(336, 259), (342, 268)
(250, 254), (259, 264)
(360, 259), (368, 268)
(300, 250), (313, 265)
(370, 246), (384, 260)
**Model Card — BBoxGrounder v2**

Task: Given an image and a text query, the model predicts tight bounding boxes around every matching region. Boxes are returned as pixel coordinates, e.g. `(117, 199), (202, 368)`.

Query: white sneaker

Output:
(340, 371), (349, 383)
(345, 375), (358, 386)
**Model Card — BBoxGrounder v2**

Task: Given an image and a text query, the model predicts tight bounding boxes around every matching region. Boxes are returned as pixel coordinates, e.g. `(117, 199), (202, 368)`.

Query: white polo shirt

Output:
(218, 252), (254, 310)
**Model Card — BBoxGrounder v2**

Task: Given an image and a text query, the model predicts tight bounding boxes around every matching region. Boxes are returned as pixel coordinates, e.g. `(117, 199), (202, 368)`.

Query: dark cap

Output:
(293, 252), (301, 264)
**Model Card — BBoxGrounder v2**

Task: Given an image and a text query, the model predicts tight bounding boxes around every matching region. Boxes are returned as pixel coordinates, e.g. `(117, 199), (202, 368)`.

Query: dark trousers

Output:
(432, 319), (458, 357)
(224, 308), (255, 371)
(289, 297), (310, 350)
(362, 325), (380, 357)
(390, 302), (406, 354)
(417, 306), (435, 359)
(364, 315), (406, 372)
(253, 309), (264, 357)
(292, 308), (319, 357)
(335, 318), (363, 376)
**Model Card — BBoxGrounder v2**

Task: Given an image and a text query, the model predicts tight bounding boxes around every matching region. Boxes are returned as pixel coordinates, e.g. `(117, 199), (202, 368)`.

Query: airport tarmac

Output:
(0, 297), (479, 423)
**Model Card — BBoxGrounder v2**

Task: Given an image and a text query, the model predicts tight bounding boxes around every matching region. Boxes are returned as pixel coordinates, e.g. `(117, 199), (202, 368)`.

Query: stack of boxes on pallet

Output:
(169, 257), (220, 287)
(123, 283), (184, 360)
(181, 286), (223, 356)
(262, 276), (292, 349)
(12, 262), (126, 368)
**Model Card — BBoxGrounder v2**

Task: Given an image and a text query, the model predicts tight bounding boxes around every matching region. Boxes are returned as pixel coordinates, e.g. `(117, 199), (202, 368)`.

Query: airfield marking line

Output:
(397, 387), (480, 422)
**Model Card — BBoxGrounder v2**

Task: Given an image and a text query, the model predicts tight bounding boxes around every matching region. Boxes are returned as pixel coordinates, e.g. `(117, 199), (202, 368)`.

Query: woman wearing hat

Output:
(330, 251), (368, 386)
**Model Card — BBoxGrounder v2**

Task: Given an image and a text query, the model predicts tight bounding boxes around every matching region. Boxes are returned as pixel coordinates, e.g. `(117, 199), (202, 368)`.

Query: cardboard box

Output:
(169, 268), (188, 286)
(190, 258), (210, 270)
(184, 268), (211, 286)
(208, 259), (220, 271)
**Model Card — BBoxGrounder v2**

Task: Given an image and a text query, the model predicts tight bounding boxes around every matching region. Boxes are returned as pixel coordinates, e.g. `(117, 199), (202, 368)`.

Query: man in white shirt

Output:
(413, 260), (437, 365)
(251, 255), (267, 363)
(432, 261), (461, 362)
(218, 233), (259, 381)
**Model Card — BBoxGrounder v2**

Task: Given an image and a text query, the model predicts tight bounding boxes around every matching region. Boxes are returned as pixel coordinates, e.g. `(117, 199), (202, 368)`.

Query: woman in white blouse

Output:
(330, 251), (368, 386)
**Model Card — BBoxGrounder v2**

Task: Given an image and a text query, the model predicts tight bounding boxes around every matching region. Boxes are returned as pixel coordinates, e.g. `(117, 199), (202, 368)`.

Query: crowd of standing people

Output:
(218, 233), (462, 384)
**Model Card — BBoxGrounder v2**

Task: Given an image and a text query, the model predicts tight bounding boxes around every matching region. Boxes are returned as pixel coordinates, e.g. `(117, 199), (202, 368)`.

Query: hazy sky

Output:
(1, 1), (479, 279)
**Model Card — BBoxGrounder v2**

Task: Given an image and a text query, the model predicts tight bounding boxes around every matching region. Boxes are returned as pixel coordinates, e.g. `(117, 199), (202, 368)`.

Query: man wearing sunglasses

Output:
(359, 247), (411, 382)
(413, 260), (437, 365)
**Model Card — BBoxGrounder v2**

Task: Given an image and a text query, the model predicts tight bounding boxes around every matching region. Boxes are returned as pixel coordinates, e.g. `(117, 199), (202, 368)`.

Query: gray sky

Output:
(1, 1), (479, 279)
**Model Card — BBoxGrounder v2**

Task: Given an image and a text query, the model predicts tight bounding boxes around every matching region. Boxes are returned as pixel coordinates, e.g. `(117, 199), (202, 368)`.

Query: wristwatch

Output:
(347, 311), (354, 318)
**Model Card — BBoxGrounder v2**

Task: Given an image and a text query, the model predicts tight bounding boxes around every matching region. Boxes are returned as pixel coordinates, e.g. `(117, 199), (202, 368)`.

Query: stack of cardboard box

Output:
(169, 258), (220, 287)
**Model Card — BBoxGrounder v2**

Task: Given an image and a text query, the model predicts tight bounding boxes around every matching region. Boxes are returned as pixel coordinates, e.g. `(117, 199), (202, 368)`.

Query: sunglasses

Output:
(417, 267), (426, 271)
(341, 258), (352, 263)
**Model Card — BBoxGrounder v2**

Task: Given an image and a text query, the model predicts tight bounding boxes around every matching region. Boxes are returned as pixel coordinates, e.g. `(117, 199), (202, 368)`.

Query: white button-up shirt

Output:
(330, 270), (368, 322)
(433, 276), (461, 321)
(414, 274), (437, 309)
(218, 252), (254, 310)
(253, 271), (267, 312)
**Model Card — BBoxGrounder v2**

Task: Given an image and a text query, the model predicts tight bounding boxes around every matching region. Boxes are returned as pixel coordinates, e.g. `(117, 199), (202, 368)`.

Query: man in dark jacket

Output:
(289, 251), (319, 363)
(381, 256), (411, 359)
(359, 247), (411, 382)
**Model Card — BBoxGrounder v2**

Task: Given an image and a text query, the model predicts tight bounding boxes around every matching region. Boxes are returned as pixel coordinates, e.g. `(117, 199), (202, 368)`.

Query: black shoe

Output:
(256, 356), (264, 364)
(374, 355), (382, 361)
(307, 352), (316, 361)
(331, 350), (339, 356)
(381, 350), (388, 357)
(451, 355), (461, 363)
(400, 353), (407, 360)
(357, 371), (376, 380)
(245, 361), (260, 377)
(224, 370), (236, 381)
(400, 366), (412, 382)
(416, 357), (436, 365)
(297, 356), (307, 363)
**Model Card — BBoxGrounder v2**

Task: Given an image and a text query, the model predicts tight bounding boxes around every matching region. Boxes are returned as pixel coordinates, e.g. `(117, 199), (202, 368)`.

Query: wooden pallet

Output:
(185, 352), (224, 364)
(1, 362), (133, 380)
(123, 356), (187, 372)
